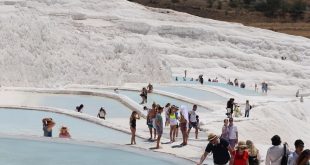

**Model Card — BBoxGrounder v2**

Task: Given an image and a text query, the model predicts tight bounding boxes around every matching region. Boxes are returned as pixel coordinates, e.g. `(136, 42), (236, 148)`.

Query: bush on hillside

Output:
(171, 0), (180, 3)
(229, 0), (239, 8)
(289, 0), (307, 21)
(207, 0), (215, 8)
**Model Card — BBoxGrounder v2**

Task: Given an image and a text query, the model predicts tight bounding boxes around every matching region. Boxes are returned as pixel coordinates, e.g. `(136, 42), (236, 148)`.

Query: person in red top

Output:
(232, 141), (249, 165)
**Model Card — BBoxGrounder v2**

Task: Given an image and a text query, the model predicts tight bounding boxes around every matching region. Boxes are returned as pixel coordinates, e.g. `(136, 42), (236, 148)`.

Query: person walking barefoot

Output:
(130, 111), (140, 145)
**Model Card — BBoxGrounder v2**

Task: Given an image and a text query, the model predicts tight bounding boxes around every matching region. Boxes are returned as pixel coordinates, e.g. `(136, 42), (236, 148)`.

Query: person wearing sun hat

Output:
(231, 141), (249, 165)
(197, 133), (234, 165)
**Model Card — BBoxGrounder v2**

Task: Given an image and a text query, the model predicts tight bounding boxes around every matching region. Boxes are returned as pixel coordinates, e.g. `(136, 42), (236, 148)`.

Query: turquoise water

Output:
(0, 108), (136, 143)
(0, 138), (191, 165)
(115, 90), (210, 112)
(173, 76), (260, 96)
(156, 86), (226, 102)
(2, 91), (131, 118)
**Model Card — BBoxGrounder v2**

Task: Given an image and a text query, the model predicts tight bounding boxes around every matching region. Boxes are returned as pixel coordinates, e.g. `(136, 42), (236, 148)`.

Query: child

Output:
(129, 111), (140, 145)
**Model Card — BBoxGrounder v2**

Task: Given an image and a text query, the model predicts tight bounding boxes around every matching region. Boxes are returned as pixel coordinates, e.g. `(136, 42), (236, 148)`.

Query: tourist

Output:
(169, 105), (178, 142)
(184, 70), (187, 78)
(164, 103), (171, 127)
(234, 105), (242, 117)
(155, 106), (163, 149)
(240, 82), (246, 88)
(97, 107), (106, 119)
(244, 100), (251, 118)
(179, 105), (189, 146)
(228, 117), (238, 148)
(197, 133), (233, 165)
(147, 83), (153, 93)
(139, 87), (148, 104)
(42, 118), (55, 137)
(262, 82), (268, 94)
(288, 139), (304, 165)
(146, 103), (157, 140)
(187, 105), (199, 139)
(198, 75), (204, 85)
(234, 78), (239, 87)
(129, 111), (140, 145)
(59, 126), (71, 138)
(255, 83), (258, 92)
(265, 135), (290, 165)
(246, 140), (260, 165)
(227, 98), (235, 118)
(231, 141), (249, 165)
(76, 104), (84, 113)
(221, 118), (229, 141)
(296, 149), (310, 165)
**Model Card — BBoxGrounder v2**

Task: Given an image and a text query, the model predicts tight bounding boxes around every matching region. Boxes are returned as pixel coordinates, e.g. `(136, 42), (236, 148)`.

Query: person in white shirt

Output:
(228, 117), (238, 148)
(265, 135), (290, 165)
(187, 105), (199, 139)
(164, 103), (171, 127)
(288, 139), (304, 165)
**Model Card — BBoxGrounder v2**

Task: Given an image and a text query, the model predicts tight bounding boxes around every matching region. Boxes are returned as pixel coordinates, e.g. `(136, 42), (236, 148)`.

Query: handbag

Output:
(280, 144), (288, 165)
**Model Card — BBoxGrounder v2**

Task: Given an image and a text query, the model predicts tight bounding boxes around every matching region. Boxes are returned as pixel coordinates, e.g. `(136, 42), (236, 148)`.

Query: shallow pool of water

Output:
(172, 76), (260, 96)
(0, 108), (136, 144)
(156, 86), (226, 102)
(0, 91), (131, 118)
(0, 138), (192, 165)
(114, 90), (209, 112)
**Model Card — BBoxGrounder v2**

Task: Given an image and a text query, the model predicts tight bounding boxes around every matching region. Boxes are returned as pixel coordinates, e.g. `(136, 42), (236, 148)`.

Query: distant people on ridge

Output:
(234, 78), (239, 87)
(261, 81), (268, 94)
(198, 75), (204, 85)
(240, 82), (245, 88)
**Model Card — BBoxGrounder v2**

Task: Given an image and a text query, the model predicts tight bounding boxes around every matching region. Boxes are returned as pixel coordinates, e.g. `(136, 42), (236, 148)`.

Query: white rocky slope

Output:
(0, 0), (309, 90)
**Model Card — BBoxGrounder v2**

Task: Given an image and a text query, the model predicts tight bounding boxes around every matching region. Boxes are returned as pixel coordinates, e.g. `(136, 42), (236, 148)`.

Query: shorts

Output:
(156, 128), (163, 135)
(147, 119), (153, 128)
(170, 119), (178, 126)
(180, 122), (187, 132)
(189, 122), (197, 129)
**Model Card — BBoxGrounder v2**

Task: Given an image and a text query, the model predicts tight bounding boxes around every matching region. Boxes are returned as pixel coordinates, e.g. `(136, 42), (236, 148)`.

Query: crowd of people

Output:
(197, 126), (309, 165)
(39, 81), (308, 165)
(135, 103), (201, 149)
(175, 72), (269, 94)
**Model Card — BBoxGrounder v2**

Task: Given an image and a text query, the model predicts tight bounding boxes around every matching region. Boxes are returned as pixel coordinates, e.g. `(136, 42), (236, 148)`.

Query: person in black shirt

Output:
(226, 98), (235, 118)
(197, 133), (234, 165)
(130, 111), (140, 145)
